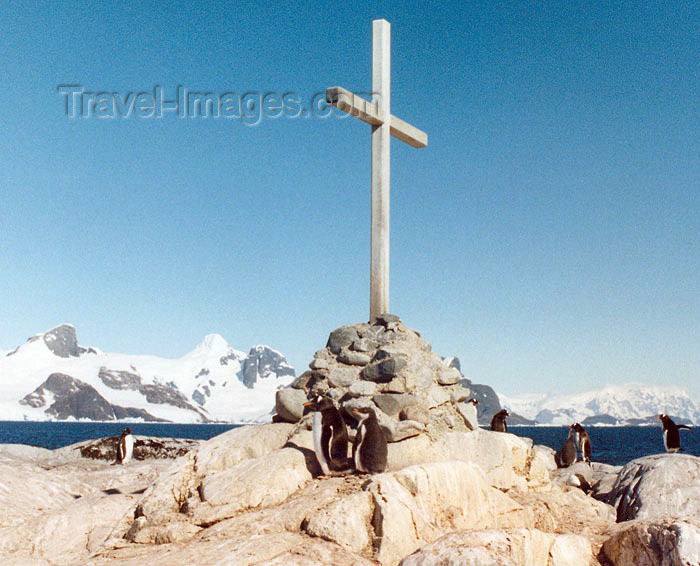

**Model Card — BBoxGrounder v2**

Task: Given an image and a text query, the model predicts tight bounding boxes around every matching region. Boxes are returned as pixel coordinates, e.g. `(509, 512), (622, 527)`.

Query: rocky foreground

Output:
(1, 316), (699, 565)
(0, 426), (698, 565)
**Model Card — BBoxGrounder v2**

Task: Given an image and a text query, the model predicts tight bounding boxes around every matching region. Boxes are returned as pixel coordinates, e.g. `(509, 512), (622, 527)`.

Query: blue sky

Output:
(1, 1), (698, 398)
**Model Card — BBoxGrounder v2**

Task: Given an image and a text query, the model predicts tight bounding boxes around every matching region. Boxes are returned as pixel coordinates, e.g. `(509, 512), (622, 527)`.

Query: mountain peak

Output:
(42, 324), (83, 358)
(194, 334), (229, 355)
(500, 382), (700, 425)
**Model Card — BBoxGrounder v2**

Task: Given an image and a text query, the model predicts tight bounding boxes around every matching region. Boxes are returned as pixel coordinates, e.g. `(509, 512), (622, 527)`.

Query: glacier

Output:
(0, 325), (295, 424)
(499, 383), (700, 425)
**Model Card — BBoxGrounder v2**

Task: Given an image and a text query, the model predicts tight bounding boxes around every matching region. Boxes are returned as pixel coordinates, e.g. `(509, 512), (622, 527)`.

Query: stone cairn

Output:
(274, 314), (478, 442)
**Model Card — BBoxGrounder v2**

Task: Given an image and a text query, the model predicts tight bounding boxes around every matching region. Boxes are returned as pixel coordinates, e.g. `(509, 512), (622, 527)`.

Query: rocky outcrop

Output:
(601, 517), (700, 566)
(138, 382), (202, 414)
(240, 345), (295, 388)
(607, 454), (700, 521)
(3, 422), (699, 565)
(43, 324), (92, 358)
(0, 445), (174, 566)
(19, 373), (167, 422)
(400, 529), (593, 566)
(80, 423), (619, 566)
(99, 368), (142, 390)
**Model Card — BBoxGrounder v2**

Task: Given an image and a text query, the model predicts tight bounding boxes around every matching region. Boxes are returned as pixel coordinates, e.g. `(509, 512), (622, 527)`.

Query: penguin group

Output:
(556, 414), (694, 466)
(558, 423), (592, 468)
(304, 395), (387, 476)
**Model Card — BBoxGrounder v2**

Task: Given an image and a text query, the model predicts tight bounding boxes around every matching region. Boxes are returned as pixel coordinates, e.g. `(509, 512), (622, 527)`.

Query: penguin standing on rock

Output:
(658, 414), (691, 453)
(559, 424), (578, 468)
(116, 428), (134, 465)
(351, 406), (388, 474)
(573, 423), (592, 464)
(490, 409), (509, 432)
(303, 395), (350, 475)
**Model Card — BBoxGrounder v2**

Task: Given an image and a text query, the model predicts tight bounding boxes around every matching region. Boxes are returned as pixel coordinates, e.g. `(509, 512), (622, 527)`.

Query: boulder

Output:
(327, 326), (359, 354)
(399, 529), (593, 566)
(328, 366), (360, 388)
(608, 454), (700, 521)
(196, 423), (296, 473)
(456, 401), (478, 430)
(373, 393), (416, 417)
(400, 405), (430, 425)
(363, 357), (407, 382)
(387, 420), (426, 442)
(309, 357), (328, 370)
(275, 388), (308, 422)
(348, 380), (377, 397)
(436, 366), (461, 385)
(449, 385), (471, 404)
(601, 517), (700, 566)
(302, 491), (374, 553)
(508, 484), (617, 539)
(590, 462), (623, 501)
(199, 447), (313, 509)
(351, 338), (376, 352)
(374, 313), (401, 325)
(366, 461), (527, 565)
(384, 430), (538, 490)
(337, 348), (372, 366)
(527, 445), (557, 488)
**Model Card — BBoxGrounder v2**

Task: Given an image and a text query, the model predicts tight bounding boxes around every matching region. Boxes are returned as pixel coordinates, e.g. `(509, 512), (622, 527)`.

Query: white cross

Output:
(326, 19), (427, 322)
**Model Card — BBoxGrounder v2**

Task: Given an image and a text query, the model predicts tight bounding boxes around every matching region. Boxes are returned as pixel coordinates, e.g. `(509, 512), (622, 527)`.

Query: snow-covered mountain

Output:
(0, 325), (295, 423)
(498, 383), (700, 426)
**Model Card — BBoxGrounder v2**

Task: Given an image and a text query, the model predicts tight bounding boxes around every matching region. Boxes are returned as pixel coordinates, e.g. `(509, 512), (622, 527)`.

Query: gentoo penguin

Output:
(116, 428), (134, 465)
(658, 414), (691, 453)
(566, 473), (592, 494)
(559, 424), (578, 468)
(490, 409), (509, 432)
(303, 395), (350, 475)
(467, 398), (480, 408)
(351, 406), (388, 474)
(573, 423), (592, 464)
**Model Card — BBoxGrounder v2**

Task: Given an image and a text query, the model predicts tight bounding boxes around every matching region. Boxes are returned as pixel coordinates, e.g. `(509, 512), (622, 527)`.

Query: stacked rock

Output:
(274, 314), (476, 442)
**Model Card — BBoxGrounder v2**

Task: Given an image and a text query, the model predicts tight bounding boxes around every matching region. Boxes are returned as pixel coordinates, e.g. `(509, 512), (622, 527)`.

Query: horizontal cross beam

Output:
(326, 86), (428, 149)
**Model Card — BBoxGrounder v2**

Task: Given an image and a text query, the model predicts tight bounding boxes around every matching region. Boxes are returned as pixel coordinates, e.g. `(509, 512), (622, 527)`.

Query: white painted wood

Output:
(325, 86), (428, 148)
(326, 87), (382, 126)
(389, 116), (428, 149)
(371, 19), (391, 322)
(326, 19), (427, 322)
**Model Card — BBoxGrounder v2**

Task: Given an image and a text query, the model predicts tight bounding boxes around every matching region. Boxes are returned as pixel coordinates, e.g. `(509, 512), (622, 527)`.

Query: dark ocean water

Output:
(0, 421), (698, 467)
(511, 425), (700, 466)
(0, 421), (240, 450)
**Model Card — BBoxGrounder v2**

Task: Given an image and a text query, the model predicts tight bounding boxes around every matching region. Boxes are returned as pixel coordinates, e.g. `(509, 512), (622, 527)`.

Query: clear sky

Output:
(1, 1), (698, 399)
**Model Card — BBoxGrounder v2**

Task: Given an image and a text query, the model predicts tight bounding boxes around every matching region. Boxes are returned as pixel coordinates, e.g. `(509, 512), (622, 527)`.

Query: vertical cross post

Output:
(326, 19), (427, 323)
(370, 19), (391, 322)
